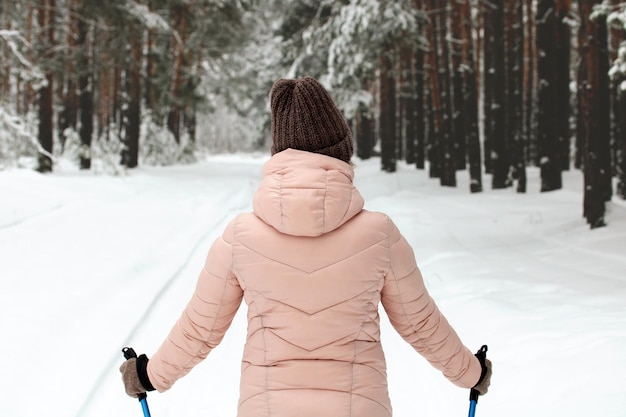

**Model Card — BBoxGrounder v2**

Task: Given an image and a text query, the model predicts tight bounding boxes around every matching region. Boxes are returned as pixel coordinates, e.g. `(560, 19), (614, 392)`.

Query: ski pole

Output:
(468, 345), (488, 417)
(122, 347), (152, 417)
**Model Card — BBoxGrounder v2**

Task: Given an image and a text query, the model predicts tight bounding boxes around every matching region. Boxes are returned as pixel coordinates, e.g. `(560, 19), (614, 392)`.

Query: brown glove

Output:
(120, 354), (155, 398)
(473, 358), (492, 395)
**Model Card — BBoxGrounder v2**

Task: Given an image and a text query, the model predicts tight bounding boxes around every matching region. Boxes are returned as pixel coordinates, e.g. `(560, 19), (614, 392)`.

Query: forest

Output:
(1, 0), (626, 229)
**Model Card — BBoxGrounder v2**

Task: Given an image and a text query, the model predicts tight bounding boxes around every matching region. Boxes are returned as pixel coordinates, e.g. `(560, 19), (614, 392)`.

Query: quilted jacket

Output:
(146, 149), (482, 417)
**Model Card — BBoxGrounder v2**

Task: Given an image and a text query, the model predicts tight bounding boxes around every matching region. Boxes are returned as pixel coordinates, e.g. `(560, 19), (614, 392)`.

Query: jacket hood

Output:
(253, 149), (364, 237)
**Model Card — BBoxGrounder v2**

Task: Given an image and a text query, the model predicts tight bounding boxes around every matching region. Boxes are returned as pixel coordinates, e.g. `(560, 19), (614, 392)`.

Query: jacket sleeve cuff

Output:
(136, 354), (156, 392)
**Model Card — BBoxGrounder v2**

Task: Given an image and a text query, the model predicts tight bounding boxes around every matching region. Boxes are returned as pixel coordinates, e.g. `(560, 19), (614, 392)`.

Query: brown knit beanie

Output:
(270, 77), (353, 163)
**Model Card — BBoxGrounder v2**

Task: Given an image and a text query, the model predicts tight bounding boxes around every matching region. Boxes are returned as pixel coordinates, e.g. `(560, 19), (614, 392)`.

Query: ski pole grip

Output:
(123, 347), (138, 360)
(122, 347), (147, 400)
(470, 345), (488, 403)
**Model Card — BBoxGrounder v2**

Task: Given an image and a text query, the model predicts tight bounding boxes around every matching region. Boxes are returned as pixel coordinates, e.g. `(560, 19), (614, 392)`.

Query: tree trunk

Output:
(401, 47), (417, 164)
(506, 2), (526, 193)
(77, 5), (93, 170)
(555, 0), (571, 171)
(424, 0), (443, 179)
(380, 43), (397, 173)
(577, 0), (610, 228)
(484, 0), (509, 188)
(450, 0), (466, 171)
(356, 102), (376, 160)
(145, 0), (158, 115)
(482, 1), (495, 175)
(23, 5), (37, 116)
(537, 0), (563, 191)
(1, 0), (10, 99)
(89, 13), (110, 139)
(410, 0), (426, 170)
(523, 0), (538, 167)
(460, 0), (482, 192)
(617, 85), (626, 199)
(183, 60), (199, 147)
(123, 26), (142, 168)
(36, 0), (55, 173)
(612, 1), (626, 198)
(436, 3), (456, 187)
(97, 45), (114, 139)
(414, 46), (426, 170)
(595, 7), (613, 204)
(356, 78), (376, 160)
(167, 4), (189, 143)
(57, 0), (78, 152)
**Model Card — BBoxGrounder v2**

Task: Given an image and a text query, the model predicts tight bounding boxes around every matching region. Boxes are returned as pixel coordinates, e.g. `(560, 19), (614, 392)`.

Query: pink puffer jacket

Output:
(147, 149), (481, 417)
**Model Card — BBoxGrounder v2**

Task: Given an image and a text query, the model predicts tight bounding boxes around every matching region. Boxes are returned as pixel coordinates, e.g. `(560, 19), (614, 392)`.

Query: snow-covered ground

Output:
(1, 154), (625, 417)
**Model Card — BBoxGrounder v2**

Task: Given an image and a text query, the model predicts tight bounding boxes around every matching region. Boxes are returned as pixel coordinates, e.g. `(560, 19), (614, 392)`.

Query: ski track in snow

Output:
(74, 176), (256, 417)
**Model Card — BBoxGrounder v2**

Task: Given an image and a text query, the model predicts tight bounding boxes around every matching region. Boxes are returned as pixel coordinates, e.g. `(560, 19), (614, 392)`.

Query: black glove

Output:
(472, 346), (492, 395)
(120, 353), (155, 398)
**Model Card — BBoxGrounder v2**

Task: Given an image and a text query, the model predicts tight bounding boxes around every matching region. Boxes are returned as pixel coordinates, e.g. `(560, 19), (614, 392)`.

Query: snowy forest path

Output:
(3, 158), (626, 417)
(0, 158), (262, 417)
(73, 160), (260, 417)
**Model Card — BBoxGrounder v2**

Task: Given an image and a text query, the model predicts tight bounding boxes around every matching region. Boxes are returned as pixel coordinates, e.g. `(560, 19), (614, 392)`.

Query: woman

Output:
(120, 76), (492, 417)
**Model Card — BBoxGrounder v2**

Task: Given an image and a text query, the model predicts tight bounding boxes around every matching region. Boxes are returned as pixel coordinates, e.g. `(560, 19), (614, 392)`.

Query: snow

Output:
(1, 154), (625, 417)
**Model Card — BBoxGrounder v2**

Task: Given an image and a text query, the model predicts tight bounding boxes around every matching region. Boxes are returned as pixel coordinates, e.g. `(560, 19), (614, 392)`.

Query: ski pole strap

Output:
(470, 345), (488, 403)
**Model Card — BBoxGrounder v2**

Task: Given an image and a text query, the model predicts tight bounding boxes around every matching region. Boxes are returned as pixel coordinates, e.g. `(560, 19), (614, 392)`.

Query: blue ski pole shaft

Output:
(123, 347), (152, 417)
(468, 345), (488, 417)
(468, 388), (479, 417)
(139, 396), (151, 417)
(468, 398), (477, 417)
